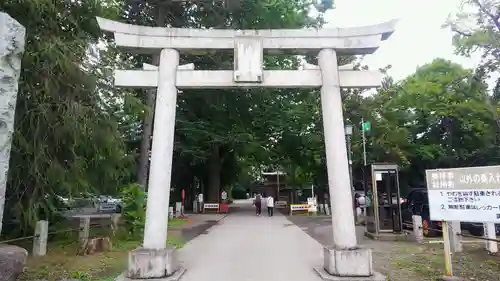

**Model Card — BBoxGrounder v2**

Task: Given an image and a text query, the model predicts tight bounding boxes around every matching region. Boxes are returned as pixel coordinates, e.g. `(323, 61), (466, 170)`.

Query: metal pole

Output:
(362, 117), (367, 166)
(347, 134), (356, 222)
(277, 170), (280, 201)
(360, 119), (367, 224)
(347, 134), (353, 188)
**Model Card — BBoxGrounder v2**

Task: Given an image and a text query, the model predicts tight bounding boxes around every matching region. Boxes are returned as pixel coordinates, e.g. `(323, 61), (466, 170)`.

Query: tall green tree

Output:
(1, 0), (135, 234)
(368, 59), (499, 190)
(120, 0), (326, 201)
(446, 0), (500, 93)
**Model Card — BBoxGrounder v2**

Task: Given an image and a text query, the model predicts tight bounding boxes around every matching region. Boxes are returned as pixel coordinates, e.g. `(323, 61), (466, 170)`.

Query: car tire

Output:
(115, 205), (122, 213)
(422, 219), (440, 237)
(468, 225), (484, 236)
(402, 219), (411, 230)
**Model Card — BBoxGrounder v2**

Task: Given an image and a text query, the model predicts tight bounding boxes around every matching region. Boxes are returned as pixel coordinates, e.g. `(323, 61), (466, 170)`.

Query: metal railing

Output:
(0, 216), (119, 257)
(403, 216), (500, 279)
(402, 220), (500, 243)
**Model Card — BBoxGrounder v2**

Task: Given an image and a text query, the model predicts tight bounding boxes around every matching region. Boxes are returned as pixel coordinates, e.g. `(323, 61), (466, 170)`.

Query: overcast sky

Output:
(323, 0), (484, 82)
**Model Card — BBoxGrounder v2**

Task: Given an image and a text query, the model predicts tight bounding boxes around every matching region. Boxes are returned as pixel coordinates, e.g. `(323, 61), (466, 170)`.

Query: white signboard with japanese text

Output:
(425, 166), (500, 223)
(307, 197), (317, 212)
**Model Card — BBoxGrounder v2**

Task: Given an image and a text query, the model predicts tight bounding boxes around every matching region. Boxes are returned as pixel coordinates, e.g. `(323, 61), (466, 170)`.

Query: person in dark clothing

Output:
(254, 194), (262, 216)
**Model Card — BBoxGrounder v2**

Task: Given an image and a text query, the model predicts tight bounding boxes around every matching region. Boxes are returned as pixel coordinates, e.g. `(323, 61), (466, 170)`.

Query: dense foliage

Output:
(0, 0), (136, 235)
(120, 183), (146, 236)
(1, 0), (500, 235)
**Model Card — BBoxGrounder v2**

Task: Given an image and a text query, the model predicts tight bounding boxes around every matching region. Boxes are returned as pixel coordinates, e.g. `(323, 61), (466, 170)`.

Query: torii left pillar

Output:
(117, 49), (186, 281)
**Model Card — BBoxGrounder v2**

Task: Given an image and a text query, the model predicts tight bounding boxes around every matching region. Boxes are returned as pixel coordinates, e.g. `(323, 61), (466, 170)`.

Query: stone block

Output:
(0, 244), (28, 281)
(168, 207), (174, 219)
(314, 268), (386, 281)
(323, 246), (373, 277)
(30, 279), (79, 281)
(33, 220), (48, 256)
(175, 202), (182, 218)
(449, 221), (462, 253)
(127, 247), (180, 279)
(412, 215), (424, 244)
(0, 12), (26, 235)
(117, 268), (186, 281)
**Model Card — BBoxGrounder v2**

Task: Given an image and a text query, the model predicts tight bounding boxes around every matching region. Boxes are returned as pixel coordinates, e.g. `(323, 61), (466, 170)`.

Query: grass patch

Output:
(390, 244), (444, 280)
(392, 255), (442, 279)
(485, 259), (499, 267)
(168, 218), (189, 228)
(388, 242), (500, 281)
(18, 229), (186, 281)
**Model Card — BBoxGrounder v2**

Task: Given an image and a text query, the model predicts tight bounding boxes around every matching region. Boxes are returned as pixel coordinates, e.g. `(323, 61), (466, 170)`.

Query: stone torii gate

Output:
(97, 17), (396, 281)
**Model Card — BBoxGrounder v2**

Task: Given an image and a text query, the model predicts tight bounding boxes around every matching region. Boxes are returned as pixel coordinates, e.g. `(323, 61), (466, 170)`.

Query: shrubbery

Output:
(231, 187), (247, 199)
(120, 183), (146, 236)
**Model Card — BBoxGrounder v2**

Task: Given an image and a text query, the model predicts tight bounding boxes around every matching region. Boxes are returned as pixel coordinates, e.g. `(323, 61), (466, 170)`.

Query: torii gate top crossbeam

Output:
(96, 17), (397, 55)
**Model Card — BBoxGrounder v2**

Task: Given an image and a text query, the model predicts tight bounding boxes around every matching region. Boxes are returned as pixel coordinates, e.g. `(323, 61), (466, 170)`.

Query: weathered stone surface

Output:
(0, 244), (28, 281)
(0, 12), (26, 234)
(96, 16), (398, 54)
(314, 268), (386, 281)
(31, 279), (80, 281)
(127, 246), (179, 278)
(322, 246), (373, 277)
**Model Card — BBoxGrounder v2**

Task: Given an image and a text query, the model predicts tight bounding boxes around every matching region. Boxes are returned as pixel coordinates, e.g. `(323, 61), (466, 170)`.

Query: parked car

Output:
(98, 195), (123, 213)
(401, 188), (442, 237)
(43, 194), (72, 210)
(460, 222), (500, 236)
(380, 193), (405, 205)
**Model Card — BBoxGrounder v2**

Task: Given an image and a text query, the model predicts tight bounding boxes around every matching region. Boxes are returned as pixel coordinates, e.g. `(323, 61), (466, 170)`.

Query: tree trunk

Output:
(137, 87), (155, 187)
(136, 5), (167, 188)
(207, 145), (221, 202)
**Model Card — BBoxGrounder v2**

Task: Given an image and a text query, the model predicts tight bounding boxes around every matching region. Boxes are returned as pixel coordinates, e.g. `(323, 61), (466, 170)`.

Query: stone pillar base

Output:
(314, 268), (386, 281)
(116, 269), (186, 281)
(116, 246), (185, 280)
(314, 246), (386, 280)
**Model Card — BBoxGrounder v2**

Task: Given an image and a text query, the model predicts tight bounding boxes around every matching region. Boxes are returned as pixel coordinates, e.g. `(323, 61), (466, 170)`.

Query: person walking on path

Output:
(356, 192), (366, 224)
(254, 193), (262, 216)
(198, 193), (204, 213)
(266, 195), (274, 217)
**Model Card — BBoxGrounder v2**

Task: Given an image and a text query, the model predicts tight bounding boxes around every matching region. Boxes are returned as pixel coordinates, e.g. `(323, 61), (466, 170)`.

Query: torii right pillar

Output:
(314, 45), (396, 281)
(314, 48), (386, 281)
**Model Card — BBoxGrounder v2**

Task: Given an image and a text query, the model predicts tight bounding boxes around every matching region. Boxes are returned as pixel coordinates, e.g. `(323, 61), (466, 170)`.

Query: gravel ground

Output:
(287, 215), (500, 281)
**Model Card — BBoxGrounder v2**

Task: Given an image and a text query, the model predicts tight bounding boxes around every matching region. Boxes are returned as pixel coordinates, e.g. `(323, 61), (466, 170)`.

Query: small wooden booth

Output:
(363, 163), (404, 240)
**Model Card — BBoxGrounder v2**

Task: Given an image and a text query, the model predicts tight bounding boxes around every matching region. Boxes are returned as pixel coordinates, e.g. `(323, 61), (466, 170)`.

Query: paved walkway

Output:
(178, 199), (324, 281)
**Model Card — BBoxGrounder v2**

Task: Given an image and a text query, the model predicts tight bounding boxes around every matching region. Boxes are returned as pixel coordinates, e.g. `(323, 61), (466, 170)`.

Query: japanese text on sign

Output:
(425, 166), (500, 223)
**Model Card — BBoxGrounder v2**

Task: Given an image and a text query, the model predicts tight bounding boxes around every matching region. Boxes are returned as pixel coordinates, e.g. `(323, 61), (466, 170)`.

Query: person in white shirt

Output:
(266, 195), (275, 217)
(356, 193), (366, 224)
(358, 194), (366, 207)
(198, 193), (204, 213)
